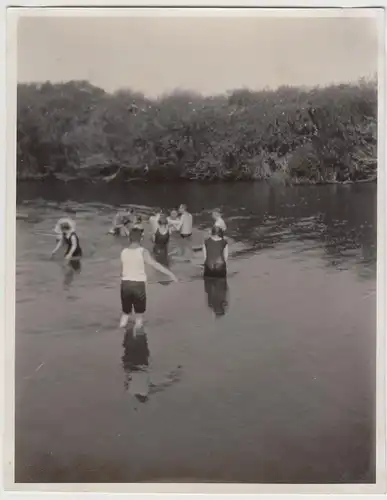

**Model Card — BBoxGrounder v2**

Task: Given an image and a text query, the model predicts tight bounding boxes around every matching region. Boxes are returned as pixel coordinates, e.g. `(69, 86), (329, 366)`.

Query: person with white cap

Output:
(51, 217), (82, 269)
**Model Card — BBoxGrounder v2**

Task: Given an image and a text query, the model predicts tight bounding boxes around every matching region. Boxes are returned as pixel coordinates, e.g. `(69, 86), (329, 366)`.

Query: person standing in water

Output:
(202, 225), (228, 278)
(111, 209), (133, 236)
(167, 209), (181, 233)
(120, 228), (178, 332)
(212, 209), (227, 236)
(51, 219), (83, 271)
(152, 215), (170, 267)
(176, 204), (193, 258)
(149, 208), (162, 235)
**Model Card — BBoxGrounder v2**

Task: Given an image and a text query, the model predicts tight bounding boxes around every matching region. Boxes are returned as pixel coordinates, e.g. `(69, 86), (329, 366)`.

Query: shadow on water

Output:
(62, 259), (82, 289)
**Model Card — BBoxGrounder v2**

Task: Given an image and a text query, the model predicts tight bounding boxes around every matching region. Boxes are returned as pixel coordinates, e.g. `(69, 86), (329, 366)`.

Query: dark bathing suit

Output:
(153, 229), (170, 266)
(64, 231), (82, 270)
(204, 237), (227, 278)
(154, 229), (170, 248)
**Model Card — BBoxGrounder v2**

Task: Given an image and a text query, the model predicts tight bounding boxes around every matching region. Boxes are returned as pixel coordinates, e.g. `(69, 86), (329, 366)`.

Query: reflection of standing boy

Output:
(122, 327), (150, 403)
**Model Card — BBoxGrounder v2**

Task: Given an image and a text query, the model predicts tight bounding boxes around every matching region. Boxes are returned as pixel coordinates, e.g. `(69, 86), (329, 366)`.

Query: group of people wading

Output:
(51, 204), (229, 333)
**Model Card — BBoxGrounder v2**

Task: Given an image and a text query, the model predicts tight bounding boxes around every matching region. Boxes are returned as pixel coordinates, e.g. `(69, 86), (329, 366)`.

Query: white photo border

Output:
(1, 2), (386, 499)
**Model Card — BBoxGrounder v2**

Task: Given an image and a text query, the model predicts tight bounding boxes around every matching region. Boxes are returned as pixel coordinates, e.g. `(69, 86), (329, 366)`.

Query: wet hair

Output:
(154, 207), (162, 214)
(211, 225), (224, 238)
(136, 215), (143, 223)
(60, 222), (71, 231)
(129, 228), (143, 243)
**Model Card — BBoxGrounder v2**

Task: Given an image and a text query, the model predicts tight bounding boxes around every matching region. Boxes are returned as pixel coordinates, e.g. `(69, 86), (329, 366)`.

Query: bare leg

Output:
(119, 313), (131, 328)
(133, 314), (144, 335)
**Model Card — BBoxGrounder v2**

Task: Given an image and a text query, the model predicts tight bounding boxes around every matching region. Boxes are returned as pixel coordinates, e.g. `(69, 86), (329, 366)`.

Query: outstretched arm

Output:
(51, 237), (64, 257)
(143, 249), (178, 281)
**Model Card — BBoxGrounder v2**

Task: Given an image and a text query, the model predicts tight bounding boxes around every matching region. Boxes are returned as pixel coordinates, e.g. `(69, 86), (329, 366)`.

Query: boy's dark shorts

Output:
(121, 280), (146, 314)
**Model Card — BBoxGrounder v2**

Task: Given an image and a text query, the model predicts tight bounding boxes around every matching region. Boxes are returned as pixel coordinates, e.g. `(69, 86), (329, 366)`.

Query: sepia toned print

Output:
(9, 7), (383, 492)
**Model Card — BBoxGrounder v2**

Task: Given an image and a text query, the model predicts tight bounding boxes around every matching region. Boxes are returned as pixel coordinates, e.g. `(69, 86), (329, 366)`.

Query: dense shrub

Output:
(17, 79), (377, 183)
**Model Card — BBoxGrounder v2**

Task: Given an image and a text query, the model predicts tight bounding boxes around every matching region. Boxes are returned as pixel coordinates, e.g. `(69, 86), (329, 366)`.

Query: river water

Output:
(15, 181), (376, 484)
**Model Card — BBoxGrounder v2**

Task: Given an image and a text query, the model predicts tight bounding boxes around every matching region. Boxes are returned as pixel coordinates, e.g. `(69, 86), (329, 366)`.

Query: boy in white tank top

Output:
(120, 228), (178, 332)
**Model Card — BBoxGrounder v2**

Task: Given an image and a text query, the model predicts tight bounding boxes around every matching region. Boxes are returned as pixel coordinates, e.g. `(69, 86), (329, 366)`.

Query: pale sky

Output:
(17, 15), (379, 97)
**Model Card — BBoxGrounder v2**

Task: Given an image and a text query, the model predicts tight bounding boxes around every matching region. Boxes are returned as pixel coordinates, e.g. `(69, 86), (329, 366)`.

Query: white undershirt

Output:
(179, 212), (193, 235)
(149, 214), (160, 234)
(121, 247), (147, 282)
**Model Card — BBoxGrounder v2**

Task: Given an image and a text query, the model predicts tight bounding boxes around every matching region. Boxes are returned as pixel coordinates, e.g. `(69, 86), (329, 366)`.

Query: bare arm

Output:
(51, 236), (64, 256)
(223, 243), (229, 262)
(175, 216), (184, 231)
(143, 249), (178, 281)
(202, 243), (207, 261)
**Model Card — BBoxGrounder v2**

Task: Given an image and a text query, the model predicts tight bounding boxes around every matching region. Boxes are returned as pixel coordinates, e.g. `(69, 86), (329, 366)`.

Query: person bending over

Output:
(51, 220), (82, 270)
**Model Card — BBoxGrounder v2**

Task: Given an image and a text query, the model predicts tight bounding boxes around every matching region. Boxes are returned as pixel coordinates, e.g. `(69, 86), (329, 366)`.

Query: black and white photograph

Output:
(5, 6), (385, 493)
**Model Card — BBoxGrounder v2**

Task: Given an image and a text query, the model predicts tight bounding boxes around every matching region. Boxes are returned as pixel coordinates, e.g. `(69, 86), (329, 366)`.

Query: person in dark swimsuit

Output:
(51, 221), (83, 271)
(202, 225), (228, 278)
(152, 215), (170, 267)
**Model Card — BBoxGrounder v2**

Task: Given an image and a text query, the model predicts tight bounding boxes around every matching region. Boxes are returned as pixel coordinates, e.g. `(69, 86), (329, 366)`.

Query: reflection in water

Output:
(63, 259), (82, 289)
(16, 182), (376, 483)
(153, 247), (170, 268)
(121, 327), (184, 404)
(204, 277), (229, 318)
(122, 327), (150, 403)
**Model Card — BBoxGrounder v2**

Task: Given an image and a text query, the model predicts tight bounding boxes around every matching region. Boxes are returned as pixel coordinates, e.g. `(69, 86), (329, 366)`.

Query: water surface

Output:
(15, 181), (376, 483)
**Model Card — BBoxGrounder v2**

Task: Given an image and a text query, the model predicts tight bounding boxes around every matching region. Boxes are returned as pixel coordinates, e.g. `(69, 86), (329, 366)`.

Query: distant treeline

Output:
(17, 80), (377, 184)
